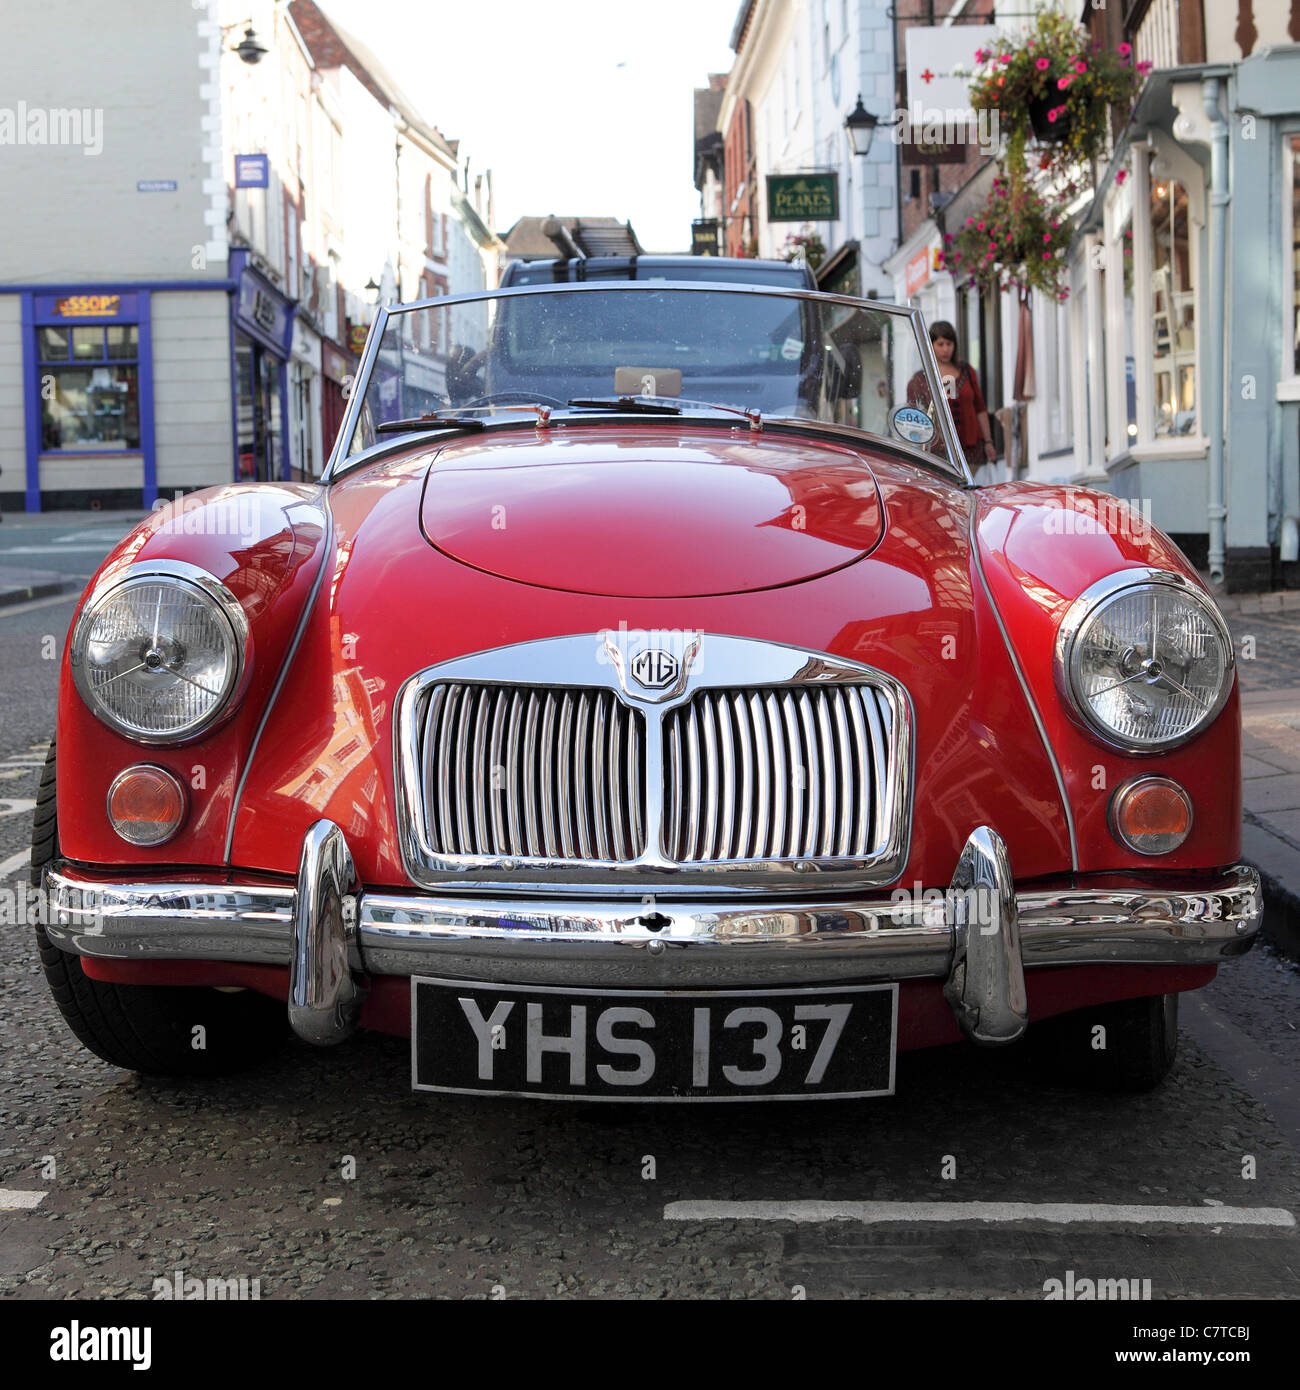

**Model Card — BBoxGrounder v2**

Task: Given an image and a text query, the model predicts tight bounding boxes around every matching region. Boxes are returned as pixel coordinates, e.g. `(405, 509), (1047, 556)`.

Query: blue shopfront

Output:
(15, 288), (156, 511)
(230, 249), (294, 484)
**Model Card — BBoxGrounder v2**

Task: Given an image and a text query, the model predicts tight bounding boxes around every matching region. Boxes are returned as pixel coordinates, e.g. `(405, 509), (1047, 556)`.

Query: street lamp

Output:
(844, 96), (879, 157)
(221, 20), (268, 65)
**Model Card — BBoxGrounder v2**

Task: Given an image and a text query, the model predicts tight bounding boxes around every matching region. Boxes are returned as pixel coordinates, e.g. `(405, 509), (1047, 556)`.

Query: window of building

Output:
(1149, 160), (1196, 436)
(1288, 134), (1300, 376)
(38, 324), (140, 452)
(1119, 210), (1137, 445)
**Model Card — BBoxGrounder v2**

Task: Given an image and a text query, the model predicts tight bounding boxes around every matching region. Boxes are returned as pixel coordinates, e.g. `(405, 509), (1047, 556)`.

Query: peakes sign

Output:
(767, 174), (838, 224)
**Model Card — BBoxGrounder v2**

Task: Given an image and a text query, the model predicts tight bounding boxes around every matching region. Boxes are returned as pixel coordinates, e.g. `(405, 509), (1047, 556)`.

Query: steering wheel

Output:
(460, 391), (565, 408)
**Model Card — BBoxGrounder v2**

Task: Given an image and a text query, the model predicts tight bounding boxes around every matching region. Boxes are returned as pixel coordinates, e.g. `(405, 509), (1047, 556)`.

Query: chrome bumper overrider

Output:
(42, 823), (1261, 1048)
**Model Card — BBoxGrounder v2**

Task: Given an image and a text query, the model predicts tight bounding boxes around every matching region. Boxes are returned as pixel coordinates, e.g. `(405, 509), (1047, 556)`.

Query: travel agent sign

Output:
(767, 174), (838, 223)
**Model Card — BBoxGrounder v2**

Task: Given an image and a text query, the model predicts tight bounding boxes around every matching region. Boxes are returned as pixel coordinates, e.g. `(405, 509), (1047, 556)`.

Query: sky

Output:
(319, 0), (743, 252)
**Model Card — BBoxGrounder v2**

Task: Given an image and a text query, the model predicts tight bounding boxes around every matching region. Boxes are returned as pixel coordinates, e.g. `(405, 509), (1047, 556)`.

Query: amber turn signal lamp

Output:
(107, 766), (187, 847)
(1109, 776), (1193, 856)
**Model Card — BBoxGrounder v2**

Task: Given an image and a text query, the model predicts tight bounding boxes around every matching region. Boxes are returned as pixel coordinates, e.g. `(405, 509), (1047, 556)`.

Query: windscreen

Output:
(347, 285), (958, 473)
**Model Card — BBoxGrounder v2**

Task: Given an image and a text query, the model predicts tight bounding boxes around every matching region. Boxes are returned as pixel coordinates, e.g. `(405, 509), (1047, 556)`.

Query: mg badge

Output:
(631, 648), (679, 690)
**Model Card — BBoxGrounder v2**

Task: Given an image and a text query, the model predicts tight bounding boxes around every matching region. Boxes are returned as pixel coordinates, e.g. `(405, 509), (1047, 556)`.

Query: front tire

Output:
(31, 739), (288, 1077)
(1036, 992), (1179, 1092)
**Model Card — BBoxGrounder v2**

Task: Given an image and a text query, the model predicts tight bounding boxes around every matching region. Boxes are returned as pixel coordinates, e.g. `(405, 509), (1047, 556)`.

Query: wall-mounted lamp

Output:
(222, 19), (268, 65)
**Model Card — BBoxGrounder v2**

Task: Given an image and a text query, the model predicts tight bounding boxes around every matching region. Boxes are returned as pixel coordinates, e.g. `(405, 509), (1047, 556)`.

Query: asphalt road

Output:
(0, 540), (1297, 1305)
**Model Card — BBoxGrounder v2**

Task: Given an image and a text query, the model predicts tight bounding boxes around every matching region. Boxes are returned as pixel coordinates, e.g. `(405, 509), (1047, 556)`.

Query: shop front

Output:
(230, 249), (294, 484)
(23, 289), (153, 510)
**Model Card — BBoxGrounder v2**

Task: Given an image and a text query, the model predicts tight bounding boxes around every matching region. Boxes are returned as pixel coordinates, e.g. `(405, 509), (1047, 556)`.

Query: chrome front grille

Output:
(396, 633), (912, 892)
(663, 685), (891, 862)
(419, 683), (647, 861)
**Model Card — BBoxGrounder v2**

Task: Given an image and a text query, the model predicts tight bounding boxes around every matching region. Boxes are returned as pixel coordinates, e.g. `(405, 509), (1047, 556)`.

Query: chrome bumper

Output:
(43, 823), (1261, 1048)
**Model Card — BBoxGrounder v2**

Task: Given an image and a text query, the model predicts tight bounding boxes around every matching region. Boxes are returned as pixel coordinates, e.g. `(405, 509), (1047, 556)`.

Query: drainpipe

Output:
(1203, 76), (1229, 584)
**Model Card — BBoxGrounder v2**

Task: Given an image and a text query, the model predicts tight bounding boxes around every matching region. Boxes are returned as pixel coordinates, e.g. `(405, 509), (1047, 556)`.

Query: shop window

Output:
(38, 324), (140, 452)
(1149, 163), (1196, 436)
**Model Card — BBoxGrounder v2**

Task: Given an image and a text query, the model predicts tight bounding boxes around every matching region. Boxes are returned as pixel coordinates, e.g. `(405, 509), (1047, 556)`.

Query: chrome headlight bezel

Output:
(1053, 568), (1235, 754)
(70, 559), (252, 745)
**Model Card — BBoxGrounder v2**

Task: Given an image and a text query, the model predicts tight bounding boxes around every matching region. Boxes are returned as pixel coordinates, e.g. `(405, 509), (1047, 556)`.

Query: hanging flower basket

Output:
(941, 174), (1077, 300)
(1027, 96), (1072, 144)
(967, 10), (1142, 172)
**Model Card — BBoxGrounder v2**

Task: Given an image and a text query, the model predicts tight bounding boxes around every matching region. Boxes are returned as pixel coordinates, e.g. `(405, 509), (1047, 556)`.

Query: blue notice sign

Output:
(137, 180), (178, 192)
(234, 154), (269, 188)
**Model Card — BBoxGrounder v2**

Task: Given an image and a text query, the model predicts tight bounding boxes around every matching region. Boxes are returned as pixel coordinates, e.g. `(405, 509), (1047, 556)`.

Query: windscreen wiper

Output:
(566, 396), (682, 415)
(566, 396), (762, 430)
(375, 413), (487, 435)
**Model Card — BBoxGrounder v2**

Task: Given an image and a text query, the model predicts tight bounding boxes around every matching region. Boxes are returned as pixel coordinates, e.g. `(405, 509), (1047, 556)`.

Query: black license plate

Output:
(411, 979), (897, 1101)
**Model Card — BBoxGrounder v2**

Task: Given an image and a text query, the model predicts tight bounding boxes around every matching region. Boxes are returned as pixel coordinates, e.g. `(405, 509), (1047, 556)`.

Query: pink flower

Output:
(1057, 76), (1071, 90)
(1115, 169), (1128, 184)
(1043, 251), (1051, 260)
(998, 53), (1012, 64)
(1074, 60), (1087, 74)
(1048, 108), (1060, 122)
(1118, 42), (1131, 57)
(1058, 290), (1069, 301)
(1137, 60), (1153, 73)
(944, 233), (953, 243)
(1036, 57), (1050, 71)
(977, 221), (986, 230)
(1051, 220), (1059, 229)
(967, 218), (976, 227)
(1043, 232), (1052, 243)
(975, 47), (989, 63)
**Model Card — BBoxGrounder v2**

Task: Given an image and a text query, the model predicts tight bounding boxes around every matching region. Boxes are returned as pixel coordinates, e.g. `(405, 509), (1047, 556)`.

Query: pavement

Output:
(1, 510), (1298, 957)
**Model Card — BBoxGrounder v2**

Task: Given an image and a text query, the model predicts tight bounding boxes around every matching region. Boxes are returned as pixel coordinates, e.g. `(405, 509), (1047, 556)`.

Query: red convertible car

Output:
(35, 282), (1260, 1099)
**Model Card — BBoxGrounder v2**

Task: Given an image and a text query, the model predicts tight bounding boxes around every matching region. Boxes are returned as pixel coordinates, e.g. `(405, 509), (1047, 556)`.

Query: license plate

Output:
(411, 979), (897, 1101)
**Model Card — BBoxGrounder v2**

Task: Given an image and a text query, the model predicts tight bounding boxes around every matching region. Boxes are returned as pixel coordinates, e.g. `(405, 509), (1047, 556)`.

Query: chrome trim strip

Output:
(289, 820), (365, 1046)
(323, 305), (389, 479)
(224, 503), (335, 864)
(1053, 567), (1237, 754)
(43, 861), (1261, 992)
(967, 502), (1079, 872)
(391, 634), (915, 895)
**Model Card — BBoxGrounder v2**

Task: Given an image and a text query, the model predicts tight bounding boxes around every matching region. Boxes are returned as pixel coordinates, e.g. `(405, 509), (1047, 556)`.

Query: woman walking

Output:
(908, 321), (997, 474)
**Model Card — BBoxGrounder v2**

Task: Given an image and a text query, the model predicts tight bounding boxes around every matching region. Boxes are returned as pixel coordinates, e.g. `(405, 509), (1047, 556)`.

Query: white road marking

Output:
(663, 1200), (1296, 1227)
(0, 799), (36, 817)
(0, 759), (46, 767)
(0, 1190), (47, 1210)
(0, 544), (112, 554)
(0, 592), (79, 619)
(0, 848), (32, 875)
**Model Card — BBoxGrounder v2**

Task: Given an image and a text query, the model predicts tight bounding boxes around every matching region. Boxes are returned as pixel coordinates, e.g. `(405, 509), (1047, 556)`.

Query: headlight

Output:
(1055, 570), (1233, 751)
(71, 561), (250, 742)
